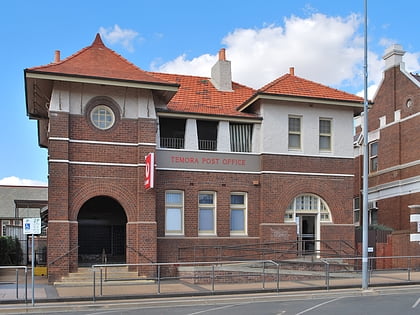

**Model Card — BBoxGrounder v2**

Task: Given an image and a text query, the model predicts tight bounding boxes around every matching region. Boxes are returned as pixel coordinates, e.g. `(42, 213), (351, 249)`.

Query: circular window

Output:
(90, 105), (115, 130)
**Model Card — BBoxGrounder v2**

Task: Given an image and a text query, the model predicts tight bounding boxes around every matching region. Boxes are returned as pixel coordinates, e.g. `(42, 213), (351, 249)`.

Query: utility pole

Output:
(362, 0), (369, 290)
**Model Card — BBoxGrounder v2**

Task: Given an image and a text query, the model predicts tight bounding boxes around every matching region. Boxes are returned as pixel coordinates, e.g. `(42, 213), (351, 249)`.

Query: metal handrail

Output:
(178, 239), (357, 262)
(0, 266), (28, 303)
(126, 245), (154, 263)
(91, 259), (280, 302)
(47, 245), (79, 267)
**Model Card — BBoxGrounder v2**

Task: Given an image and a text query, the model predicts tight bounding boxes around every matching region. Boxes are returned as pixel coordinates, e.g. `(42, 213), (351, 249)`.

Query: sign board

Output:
(156, 149), (260, 172)
(144, 152), (155, 190)
(23, 218), (41, 235)
(368, 247), (374, 253)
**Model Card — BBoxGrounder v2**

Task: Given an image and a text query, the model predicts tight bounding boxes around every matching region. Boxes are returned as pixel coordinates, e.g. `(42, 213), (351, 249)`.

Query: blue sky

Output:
(1, 0), (420, 186)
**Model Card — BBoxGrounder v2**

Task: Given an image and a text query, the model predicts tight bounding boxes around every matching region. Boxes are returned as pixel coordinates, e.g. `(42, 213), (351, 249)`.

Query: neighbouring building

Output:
(354, 44), (420, 260)
(0, 185), (48, 263)
(24, 34), (363, 282)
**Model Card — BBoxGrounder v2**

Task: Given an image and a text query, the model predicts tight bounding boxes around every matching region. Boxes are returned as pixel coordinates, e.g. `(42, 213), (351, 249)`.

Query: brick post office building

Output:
(24, 34), (363, 281)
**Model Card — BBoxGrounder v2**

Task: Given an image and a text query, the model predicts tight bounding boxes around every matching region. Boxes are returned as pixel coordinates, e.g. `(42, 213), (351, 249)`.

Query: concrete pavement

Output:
(1, 268), (420, 313)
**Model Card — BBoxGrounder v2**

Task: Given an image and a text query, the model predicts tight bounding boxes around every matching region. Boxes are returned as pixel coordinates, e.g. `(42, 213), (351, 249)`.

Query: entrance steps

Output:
(54, 266), (152, 287)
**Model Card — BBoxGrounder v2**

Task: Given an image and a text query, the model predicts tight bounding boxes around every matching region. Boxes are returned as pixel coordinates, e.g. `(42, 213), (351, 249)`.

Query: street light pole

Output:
(362, 0), (369, 290)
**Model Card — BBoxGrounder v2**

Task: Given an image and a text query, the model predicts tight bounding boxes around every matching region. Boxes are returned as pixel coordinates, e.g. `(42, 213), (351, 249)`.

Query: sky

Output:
(1, 0), (420, 186)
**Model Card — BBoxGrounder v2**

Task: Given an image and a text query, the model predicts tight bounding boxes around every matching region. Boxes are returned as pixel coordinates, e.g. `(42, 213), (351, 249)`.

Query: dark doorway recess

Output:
(77, 196), (127, 265)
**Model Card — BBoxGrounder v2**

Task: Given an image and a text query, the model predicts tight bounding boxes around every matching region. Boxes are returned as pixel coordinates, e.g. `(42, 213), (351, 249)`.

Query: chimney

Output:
(54, 50), (61, 63)
(383, 44), (405, 70)
(211, 48), (233, 91)
(289, 67), (295, 76)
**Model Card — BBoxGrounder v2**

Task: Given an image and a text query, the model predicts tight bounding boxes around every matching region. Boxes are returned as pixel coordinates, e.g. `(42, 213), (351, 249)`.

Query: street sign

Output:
(23, 218), (41, 235)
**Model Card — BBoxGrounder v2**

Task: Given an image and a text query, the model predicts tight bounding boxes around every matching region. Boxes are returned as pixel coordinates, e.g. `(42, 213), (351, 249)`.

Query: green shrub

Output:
(0, 236), (23, 265)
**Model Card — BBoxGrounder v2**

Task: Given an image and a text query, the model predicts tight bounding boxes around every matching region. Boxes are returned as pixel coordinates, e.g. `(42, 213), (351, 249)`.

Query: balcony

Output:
(160, 137), (185, 149)
(198, 139), (217, 151)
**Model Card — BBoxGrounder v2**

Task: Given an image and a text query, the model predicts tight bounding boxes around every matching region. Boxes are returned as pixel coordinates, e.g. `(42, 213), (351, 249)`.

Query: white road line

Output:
(187, 303), (241, 315)
(295, 297), (345, 315)
(412, 297), (420, 309)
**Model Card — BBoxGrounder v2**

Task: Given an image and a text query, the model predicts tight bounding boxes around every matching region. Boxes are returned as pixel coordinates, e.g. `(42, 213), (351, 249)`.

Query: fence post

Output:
(276, 263), (280, 292)
(325, 261), (330, 291)
(211, 265), (215, 293)
(262, 261), (266, 289)
(100, 268), (103, 296)
(157, 265), (161, 295)
(24, 267), (27, 304)
(92, 268), (96, 302)
(16, 268), (19, 300)
(408, 257), (411, 281)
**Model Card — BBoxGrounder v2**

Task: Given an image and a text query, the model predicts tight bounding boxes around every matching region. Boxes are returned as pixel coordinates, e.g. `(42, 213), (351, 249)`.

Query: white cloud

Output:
(99, 25), (140, 52)
(0, 176), (47, 187)
(155, 13), (387, 94)
(151, 53), (217, 77)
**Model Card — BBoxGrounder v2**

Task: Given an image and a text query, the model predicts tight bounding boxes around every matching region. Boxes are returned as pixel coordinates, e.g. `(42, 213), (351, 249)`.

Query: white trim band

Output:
(49, 137), (156, 147)
(49, 159), (146, 167)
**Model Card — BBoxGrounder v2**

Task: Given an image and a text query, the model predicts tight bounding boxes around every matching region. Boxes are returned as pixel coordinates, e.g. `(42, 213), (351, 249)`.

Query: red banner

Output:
(144, 152), (154, 190)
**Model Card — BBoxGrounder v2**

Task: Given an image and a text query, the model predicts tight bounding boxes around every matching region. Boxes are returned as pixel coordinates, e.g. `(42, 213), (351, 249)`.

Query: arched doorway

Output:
(77, 196), (127, 265)
(284, 194), (332, 256)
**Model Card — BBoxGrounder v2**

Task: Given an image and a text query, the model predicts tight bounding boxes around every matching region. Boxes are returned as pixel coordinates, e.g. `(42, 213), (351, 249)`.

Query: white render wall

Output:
(49, 82), (157, 119)
(260, 100), (355, 157)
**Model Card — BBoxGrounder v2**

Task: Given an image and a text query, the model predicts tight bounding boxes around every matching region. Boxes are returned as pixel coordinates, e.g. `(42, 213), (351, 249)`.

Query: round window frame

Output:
(90, 105), (115, 130)
(86, 96), (120, 131)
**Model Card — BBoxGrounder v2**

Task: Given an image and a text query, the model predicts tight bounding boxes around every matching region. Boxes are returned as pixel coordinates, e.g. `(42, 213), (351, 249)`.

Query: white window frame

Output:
(198, 191), (217, 236)
(90, 105), (115, 130)
(230, 192), (248, 236)
(284, 194), (332, 223)
(319, 118), (332, 152)
(353, 197), (360, 226)
(165, 190), (184, 236)
(288, 115), (302, 150)
(369, 141), (378, 173)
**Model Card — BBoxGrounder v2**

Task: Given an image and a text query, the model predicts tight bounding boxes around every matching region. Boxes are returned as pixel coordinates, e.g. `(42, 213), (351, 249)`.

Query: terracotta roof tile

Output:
(259, 72), (364, 103)
(150, 72), (257, 118)
(27, 34), (169, 85)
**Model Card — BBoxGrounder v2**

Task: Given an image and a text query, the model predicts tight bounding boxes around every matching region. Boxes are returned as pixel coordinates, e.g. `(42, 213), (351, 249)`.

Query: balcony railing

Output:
(160, 138), (217, 151)
(199, 139), (217, 151)
(160, 137), (184, 149)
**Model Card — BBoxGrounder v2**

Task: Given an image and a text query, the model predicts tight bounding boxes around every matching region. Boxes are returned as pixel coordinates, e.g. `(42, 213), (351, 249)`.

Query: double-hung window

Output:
(230, 193), (247, 235)
(369, 141), (378, 173)
(288, 116), (301, 150)
(165, 190), (184, 235)
(198, 192), (216, 235)
(319, 118), (332, 152)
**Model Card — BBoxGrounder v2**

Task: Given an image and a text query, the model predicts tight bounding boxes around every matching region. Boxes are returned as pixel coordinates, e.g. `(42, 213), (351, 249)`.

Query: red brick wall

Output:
(47, 108), (157, 281)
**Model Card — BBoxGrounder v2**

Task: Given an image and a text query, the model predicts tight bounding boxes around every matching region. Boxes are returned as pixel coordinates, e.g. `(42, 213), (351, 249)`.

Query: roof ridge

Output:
(258, 73), (289, 92)
(149, 71), (256, 91)
(259, 72), (363, 101)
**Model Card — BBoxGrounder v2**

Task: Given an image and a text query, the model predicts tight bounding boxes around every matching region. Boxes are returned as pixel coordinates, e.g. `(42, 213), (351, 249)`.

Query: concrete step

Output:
(54, 267), (152, 286)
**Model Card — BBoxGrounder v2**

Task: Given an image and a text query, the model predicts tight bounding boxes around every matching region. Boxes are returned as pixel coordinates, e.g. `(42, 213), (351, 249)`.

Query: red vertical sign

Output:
(144, 152), (154, 190)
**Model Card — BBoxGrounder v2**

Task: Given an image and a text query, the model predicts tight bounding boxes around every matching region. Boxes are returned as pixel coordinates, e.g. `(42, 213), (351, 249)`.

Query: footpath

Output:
(1, 269), (420, 313)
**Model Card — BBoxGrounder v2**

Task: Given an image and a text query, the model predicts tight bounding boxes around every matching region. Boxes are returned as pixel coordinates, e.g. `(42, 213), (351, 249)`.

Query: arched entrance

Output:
(284, 194), (332, 257)
(77, 196), (127, 265)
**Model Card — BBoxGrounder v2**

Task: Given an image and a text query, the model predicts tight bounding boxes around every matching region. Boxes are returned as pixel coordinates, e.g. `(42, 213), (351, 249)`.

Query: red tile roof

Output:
(259, 71), (363, 103)
(26, 34), (170, 86)
(26, 34), (363, 118)
(150, 72), (257, 118)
